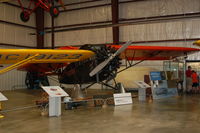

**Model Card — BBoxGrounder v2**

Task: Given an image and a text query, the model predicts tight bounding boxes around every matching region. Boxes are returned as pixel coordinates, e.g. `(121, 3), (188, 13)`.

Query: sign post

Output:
(135, 81), (150, 101)
(42, 86), (68, 117)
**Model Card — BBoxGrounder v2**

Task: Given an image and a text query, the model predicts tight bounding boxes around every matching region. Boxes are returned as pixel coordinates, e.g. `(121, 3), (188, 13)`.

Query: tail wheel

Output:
(50, 7), (59, 17)
(20, 11), (30, 22)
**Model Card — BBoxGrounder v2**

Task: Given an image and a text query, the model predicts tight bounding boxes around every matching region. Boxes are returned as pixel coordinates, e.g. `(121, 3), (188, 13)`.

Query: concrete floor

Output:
(1, 90), (200, 133)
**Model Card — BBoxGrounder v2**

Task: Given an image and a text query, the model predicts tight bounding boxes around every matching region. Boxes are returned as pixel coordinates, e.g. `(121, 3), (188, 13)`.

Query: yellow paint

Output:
(0, 102), (2, 110)
(193, 40), (200, 46)
(0, 102), (4, 119)
(0, 49), (95, 64)
(0, 115), (4, 119)
(0, 54), (39, 74)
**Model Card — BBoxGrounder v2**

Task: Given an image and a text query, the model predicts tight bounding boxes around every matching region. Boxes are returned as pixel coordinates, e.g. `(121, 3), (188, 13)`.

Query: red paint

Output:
(109, 45), (200, 51)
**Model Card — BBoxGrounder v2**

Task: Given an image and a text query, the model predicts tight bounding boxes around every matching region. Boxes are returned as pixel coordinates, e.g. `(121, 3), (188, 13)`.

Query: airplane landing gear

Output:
(25, 72), (50, 89)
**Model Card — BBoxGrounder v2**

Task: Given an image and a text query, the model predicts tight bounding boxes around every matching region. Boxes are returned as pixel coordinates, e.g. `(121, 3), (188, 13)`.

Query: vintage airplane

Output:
(0, 41), (199, 91)
(1, 0), (66, 22)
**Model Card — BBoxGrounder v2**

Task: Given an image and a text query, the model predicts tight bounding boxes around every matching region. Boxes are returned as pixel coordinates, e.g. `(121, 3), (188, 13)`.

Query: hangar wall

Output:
(0, 2), (36, 47)
(44, 0), (112, 46)
(0, 69), (26, 91)
(44, 0), (200, 48)
(43, 0), (200, 89)
(120, 0), (200, 47)
(0, 2), (36, 91)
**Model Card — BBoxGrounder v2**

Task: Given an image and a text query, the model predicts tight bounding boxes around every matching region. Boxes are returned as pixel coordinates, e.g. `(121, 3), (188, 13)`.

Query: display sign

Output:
(150, 71), (161, 80)
(113, 93), (132, 106)
(134, 81), (151, 101)
(42, 86), (68, 97)
(0, 92), (8, 101)
(134, 81), (150, 89)
(150, 71), (166, 81)
(151, 80), (178, 99)
(42, 86), (69, 117)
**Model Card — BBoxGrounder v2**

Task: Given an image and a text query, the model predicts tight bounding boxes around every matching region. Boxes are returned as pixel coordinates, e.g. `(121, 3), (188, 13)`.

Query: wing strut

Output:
(0, 54), (39, 74)
(117, 51), (162, 74)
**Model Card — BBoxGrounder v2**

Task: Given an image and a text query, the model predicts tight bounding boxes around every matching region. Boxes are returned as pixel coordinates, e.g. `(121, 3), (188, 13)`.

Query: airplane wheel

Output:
(25, 72), (34, 89)
(50, 7), (59, 17)
(20, 11), (30, 22)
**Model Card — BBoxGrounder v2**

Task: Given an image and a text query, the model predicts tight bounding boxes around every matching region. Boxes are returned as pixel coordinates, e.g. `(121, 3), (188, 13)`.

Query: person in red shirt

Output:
(191, 70), (199, 94)
(186, 66), (192, 77)
(186, 66), (192, 94)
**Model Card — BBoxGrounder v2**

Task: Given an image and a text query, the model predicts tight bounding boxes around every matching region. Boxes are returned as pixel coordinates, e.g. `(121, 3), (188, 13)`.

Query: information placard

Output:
(134, 81), (150, 89)
(113, 93), (132, 106)
(150, 71), (162, 81)
(41, 86), (69, 117)
(151, 80), (178, 99)
(0, 92), (8, 101)
(134, 81), (151, 101)
(42, 86), (68, 97)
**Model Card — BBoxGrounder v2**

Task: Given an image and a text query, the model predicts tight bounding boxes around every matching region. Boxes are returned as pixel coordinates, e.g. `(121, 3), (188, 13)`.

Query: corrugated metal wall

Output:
(0, 2), (36, 91)
(44, 0), (200, 89)
(44, 0), (112, 46)
(44, 0), (200, 47)
(0, 3), (36, 46)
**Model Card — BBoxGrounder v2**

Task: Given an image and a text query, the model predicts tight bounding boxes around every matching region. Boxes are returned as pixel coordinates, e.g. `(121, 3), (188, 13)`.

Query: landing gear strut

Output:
(25, 72), (50, 89)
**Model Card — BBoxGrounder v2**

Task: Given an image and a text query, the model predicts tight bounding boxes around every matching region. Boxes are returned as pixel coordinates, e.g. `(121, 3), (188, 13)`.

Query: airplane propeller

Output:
(89, 41), (132, 77)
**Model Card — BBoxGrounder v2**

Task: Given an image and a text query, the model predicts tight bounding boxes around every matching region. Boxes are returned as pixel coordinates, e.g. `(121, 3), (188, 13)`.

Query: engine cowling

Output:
(58, 44), (121, 84)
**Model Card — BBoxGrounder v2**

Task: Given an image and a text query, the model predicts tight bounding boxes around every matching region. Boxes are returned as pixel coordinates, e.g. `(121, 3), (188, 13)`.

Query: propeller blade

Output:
(89, 41), (132, 77)
(114, 40), (132, 56)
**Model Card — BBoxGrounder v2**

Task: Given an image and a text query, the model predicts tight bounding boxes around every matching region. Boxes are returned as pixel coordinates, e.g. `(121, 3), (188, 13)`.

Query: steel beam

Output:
(35, 8), (44, 49)
(111, 0), (119, 45)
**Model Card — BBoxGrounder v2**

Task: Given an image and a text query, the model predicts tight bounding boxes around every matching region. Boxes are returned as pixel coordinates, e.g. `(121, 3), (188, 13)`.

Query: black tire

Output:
(20, 11), (30, 22)
(25, 72), (34, 89)
(50, 7), (59, 17)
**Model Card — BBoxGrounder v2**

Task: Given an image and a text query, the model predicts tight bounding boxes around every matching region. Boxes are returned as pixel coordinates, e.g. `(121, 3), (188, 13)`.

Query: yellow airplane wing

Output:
(0, 54), (39, 74)
(0, 49), (95, 74)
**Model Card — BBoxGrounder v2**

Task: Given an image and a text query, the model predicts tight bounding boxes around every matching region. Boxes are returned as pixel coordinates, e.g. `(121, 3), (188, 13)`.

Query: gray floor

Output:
(1, 89), (200, 133)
